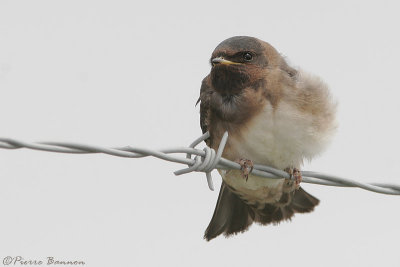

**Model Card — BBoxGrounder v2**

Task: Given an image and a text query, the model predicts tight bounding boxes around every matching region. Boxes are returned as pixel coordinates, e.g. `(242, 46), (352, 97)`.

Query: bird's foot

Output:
(284, 167), (302, 189)
(235, 158), (254, 181)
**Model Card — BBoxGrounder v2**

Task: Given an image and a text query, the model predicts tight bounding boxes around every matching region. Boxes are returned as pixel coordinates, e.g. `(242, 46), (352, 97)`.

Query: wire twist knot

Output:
(173, 132), (228, 190)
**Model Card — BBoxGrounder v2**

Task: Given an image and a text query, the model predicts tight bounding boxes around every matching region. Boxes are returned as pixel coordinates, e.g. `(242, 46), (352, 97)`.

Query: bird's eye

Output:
(243, 52), (253, 61)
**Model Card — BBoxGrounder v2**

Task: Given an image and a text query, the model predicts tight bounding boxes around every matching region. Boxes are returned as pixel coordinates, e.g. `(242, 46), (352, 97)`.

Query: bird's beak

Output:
(211, 57), (241, 66)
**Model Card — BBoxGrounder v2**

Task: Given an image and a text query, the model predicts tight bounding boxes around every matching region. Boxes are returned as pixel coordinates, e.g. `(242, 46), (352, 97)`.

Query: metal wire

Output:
(1, 132), (399, 195)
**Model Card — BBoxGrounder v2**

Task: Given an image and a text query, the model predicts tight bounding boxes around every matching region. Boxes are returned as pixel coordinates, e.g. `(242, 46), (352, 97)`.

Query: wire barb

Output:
(1, 133), (399, 195)
(174, 131), (228, 190)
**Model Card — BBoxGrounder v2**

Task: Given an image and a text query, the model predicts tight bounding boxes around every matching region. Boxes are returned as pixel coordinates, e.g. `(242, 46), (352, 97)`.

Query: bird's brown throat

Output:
(210, 65), (251, 95)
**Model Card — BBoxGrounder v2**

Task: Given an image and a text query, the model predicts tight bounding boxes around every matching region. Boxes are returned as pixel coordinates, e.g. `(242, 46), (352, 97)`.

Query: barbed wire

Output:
(1, 132), (400, 195)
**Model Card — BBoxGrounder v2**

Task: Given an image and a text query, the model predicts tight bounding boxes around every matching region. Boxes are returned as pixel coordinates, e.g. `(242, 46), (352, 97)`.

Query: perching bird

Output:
(197, 36), (337, 241)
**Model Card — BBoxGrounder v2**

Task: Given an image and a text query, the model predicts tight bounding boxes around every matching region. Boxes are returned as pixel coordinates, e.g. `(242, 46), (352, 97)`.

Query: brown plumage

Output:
(197, 36), (337, 241)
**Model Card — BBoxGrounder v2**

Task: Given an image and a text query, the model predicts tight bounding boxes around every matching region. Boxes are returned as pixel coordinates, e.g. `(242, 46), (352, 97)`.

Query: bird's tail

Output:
(204, 183), (319, 241)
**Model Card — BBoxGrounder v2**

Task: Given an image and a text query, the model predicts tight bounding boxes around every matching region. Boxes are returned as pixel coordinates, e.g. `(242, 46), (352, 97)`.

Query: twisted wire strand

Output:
(1, 133), (399, 195)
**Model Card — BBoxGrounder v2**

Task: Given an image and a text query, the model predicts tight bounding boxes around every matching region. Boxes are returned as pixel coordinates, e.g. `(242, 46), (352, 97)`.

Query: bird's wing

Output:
(204, 182), (254, 241)
(197, 76), (213, 145)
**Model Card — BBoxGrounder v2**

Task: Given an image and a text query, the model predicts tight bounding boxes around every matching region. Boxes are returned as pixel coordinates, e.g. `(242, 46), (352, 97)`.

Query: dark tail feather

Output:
(291, 187), (320, 213)
(255, 186), (319, 225)
(204, 182), (254, 241)
(204, 185), (319, 241)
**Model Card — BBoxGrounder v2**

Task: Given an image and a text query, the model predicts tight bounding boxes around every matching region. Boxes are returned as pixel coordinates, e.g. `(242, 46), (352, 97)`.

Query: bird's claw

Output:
(284, 167), (302, 189)
(235, 158), (254, 181)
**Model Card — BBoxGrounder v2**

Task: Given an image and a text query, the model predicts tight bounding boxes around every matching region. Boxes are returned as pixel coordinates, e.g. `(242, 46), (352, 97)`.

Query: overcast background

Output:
(1, 1), (400, 266)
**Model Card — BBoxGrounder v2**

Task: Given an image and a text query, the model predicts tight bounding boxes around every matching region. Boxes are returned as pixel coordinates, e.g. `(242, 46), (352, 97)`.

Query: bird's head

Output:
(209, 36), (296, 96)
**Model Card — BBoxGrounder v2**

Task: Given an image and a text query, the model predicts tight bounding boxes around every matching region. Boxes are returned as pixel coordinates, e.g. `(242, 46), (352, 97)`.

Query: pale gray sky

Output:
(1, 1), (400, 266)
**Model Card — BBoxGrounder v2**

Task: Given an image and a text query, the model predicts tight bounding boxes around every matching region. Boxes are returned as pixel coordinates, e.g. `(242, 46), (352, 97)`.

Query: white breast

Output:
(229, 100), (331, 169)
(222, 99), (335, 202)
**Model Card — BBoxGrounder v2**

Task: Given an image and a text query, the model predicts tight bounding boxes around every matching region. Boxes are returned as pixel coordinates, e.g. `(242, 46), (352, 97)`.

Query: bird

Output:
(197, 36), (337, 241)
